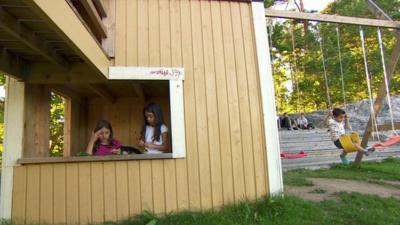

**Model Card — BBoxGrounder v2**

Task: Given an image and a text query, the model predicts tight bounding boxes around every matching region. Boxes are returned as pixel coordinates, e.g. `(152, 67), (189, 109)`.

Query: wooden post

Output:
(0, 78), (25, 219)
(253, 1), (283, 195)
(63, 97), (72, 156)
(355, 1), (400, 165)
(23, 84), (51, 157)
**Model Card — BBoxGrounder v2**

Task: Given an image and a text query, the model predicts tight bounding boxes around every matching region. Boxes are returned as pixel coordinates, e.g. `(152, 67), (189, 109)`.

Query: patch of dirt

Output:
(285, 178), (400, 202)
(382, 180), (400, 187)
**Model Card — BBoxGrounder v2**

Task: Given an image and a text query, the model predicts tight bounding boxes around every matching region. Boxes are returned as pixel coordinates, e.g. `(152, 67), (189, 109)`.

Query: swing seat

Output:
(339, 132), (361, 153)
(280, 151), (307, 159)
(373, 135), (400, 148)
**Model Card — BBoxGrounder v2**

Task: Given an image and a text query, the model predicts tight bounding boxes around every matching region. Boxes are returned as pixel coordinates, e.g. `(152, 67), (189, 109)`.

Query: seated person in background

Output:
(297, 113), (315, 130)
(86, 120), (122, 156)
(138, 103), (169, 154)
(280, 113), (298, 130)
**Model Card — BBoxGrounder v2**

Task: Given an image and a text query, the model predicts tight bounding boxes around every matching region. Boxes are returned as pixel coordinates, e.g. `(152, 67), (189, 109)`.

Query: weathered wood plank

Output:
(210, 0), (235, 204)
(265, 9), (400, 29)
(53, 164), (66, 224)
(66, 163), (79, 224)
(0, 7), (68, 67)
(90, 162), (105, 223)
(191, 0), (212, 209)
(78, 0), (107, 38)
(18, 154), (174, 164)
(181, 0), (201, 210)
(221, 0), (246, 202)
(39, 164), (53, 224)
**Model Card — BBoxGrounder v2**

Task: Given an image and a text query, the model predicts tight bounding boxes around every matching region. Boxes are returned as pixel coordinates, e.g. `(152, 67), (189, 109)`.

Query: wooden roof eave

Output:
(22, 0), (111, 79)
(0, 47), (30, 80)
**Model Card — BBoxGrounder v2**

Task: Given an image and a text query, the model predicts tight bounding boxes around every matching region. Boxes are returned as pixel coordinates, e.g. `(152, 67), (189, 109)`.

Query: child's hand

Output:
(111, 148), (121, 155)
(90, 129), (102, 143)
(138, 140), (145, 147)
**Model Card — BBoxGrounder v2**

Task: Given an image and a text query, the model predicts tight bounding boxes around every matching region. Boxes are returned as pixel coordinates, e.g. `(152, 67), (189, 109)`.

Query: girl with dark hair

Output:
(86, 119), (122, 155)
(138, 103), (169, 154)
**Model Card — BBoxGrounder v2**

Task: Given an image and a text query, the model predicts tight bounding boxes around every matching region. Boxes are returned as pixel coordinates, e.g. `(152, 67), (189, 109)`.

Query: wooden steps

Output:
(279, 129), (400, 170)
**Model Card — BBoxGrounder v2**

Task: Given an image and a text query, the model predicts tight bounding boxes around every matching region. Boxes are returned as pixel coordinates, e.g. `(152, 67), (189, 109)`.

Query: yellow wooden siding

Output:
(12, 0), (268, 224)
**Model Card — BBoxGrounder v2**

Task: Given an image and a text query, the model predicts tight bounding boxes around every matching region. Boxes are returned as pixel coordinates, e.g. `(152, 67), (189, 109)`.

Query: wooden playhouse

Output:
(0, 0), (282, 224)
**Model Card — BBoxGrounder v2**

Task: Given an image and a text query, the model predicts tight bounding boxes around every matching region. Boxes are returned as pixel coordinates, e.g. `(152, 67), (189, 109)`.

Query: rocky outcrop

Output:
(288, 96), (400, 131)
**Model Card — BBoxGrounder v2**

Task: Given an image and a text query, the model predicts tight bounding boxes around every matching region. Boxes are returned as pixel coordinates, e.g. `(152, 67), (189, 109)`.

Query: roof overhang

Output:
(22, 0), (111, 78)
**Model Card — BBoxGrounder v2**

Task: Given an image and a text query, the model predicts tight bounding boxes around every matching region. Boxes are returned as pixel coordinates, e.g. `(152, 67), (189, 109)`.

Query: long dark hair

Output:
(141, 103), (164, 142)
(93, 119), (114, 154)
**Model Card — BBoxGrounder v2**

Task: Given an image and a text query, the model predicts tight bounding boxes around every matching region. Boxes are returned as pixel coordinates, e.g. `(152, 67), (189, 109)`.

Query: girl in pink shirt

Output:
(86, 120), (122, 156)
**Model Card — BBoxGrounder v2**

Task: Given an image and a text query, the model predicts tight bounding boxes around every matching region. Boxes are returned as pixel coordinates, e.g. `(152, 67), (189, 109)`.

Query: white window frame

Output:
(109, 66), (186, 158)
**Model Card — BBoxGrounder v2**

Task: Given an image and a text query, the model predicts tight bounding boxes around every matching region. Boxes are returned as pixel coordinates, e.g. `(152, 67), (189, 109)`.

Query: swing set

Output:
(267, 0), (400, 163)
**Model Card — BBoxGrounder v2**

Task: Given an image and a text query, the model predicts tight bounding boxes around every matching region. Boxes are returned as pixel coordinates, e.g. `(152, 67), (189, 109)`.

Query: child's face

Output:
(145, 111), (156, 126)
(334, 114), (345, 123)
(98, 128), (111, 144)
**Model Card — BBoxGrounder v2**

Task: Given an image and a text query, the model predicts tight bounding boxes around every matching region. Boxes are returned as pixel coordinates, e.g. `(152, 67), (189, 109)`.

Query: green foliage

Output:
(49, 92), (65, 157)
(264, 0), (275, 8)
(271, 0), (400, 114)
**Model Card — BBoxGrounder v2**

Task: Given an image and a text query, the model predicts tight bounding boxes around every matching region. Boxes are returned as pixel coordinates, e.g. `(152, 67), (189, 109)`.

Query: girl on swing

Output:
(325, 108), (375, 165)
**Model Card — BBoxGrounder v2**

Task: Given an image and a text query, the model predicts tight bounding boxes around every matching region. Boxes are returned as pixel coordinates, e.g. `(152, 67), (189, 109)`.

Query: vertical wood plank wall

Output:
(11, 0), (269, 224)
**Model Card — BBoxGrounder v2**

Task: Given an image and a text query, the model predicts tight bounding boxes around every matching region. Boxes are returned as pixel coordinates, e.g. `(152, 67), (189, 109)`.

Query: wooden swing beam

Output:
(266, 0), (400, 165)
(265, 9), (400, 29)
(354, 0), (400, 165)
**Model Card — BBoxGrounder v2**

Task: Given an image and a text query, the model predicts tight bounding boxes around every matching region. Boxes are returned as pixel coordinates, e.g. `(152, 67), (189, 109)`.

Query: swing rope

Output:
(359, 27), (381, 142)
(290, 22), (301, 112)
(317, 27), (332, 109)
(336, 25), (354, 131)
(377, 27), (398, 136)
(336, 26), (347, 109)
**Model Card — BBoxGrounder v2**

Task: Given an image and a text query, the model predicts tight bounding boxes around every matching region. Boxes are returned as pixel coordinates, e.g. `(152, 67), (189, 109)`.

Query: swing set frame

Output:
(266, 0), (400, 165)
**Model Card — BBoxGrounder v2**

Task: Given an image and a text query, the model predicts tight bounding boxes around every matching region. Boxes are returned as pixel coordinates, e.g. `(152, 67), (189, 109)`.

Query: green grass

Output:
(109, 193), (400, 225)
(284, 157), (400, 187)
(105, 158), (400, 225)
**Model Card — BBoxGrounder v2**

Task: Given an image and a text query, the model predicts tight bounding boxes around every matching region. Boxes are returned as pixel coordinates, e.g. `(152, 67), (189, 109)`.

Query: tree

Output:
(49, 92), (65, 156)
(271, 0), (400, 115)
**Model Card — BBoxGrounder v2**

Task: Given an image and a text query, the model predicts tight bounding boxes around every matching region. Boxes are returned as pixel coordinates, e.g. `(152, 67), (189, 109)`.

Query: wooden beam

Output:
(26, 62), (107, 84)
(63, 97), (72, 157)
(0, 78), (26, 219)
(92, 0), (107, 18)
(50, 84), (84, 102)
(24, 84), (51, 157)
(132, 83), (145, 101)
(23, 0), (111, 77)
(0, 6), (69, 68)
(101, 0), (115, 57)
(265, 9), (400, 29)
(357, 38), (400, 155)
(366, 0), (393, 22)
(0, 47), (30, 80)
(88, 83), (116, 103)
(78, 0), (107, 38)
(18, 153), (174, 164)
(355, 1), (400, 165)
(366, 122), (400, 132)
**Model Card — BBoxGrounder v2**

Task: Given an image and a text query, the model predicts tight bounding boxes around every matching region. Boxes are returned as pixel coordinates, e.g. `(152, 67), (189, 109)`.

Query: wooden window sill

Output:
(18, 153), (173, 165)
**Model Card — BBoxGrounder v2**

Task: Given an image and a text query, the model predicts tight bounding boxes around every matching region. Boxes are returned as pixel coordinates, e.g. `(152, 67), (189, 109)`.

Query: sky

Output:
(271, 0), (335, 12)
